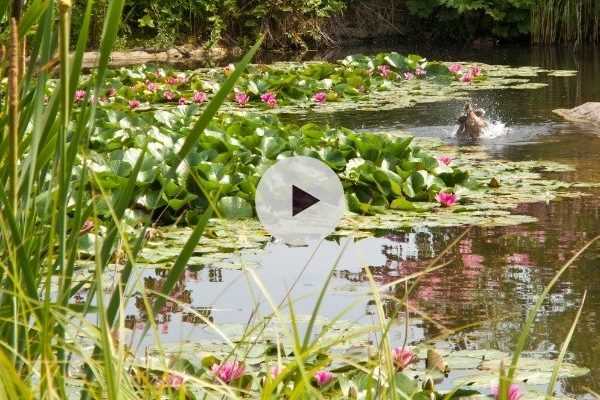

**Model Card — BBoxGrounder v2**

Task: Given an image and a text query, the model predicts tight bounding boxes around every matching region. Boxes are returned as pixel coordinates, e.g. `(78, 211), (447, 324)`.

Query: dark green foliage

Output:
(64, 0), (600, 48)
(72, 0), (347, 49)
(405, 0), (533, 40)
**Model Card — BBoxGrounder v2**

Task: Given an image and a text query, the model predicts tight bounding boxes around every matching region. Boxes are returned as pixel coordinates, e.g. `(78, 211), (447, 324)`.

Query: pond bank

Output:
(82, 45), (243, 68)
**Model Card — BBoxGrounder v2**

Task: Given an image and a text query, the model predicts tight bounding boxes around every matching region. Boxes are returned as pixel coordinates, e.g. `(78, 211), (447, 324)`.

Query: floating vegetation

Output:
(87, 112), (473, 224)
(547, 70), (578, 77)
(133, 320), (589, 399)
(64, 52), (577, 117)
(77, 127), (597, 270)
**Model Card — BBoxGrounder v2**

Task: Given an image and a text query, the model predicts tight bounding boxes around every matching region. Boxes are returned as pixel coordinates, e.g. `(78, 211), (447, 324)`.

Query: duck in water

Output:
(456, 103), (487, 140)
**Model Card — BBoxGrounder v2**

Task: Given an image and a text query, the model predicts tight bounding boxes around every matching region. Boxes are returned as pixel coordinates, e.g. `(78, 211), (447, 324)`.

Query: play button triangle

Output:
(292, 185), (320, 216)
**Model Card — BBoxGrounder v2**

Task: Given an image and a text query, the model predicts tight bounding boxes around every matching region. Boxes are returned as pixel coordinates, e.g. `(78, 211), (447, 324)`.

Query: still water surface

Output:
(126, 46), (600, 395)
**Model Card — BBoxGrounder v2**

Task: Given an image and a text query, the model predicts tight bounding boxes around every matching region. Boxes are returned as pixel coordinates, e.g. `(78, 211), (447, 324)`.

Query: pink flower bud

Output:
(313, 370), (333, 387)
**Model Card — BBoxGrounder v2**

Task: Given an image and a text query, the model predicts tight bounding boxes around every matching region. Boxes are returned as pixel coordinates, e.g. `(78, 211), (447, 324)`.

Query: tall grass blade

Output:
(302, 238), (351, 350)
(504, 236), (600, 396)
(140, 207), (213, 339)
(172, 36), (263, 170)
(93, 0), (126, 92)
(17, 0), (47, 37)
(135, 37), (263, 338)
(546, 291), (587, 398)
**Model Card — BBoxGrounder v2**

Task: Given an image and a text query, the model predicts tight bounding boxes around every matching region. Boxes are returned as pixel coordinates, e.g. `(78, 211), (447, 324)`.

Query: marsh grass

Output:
(0, 0), (259, 398)
(531, 0), (600, 45)
(499, 235), (600, 400)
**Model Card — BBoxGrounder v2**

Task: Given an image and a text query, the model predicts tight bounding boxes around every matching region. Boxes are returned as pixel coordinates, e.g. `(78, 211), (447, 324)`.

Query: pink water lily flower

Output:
(392, 347), (416, 371)
(491, 384), (523, 400)
(146, 80), (157, 92)
(178, 97), (187, 105)
(128, 99), (141, 109)
(260, 91), (278, 108)
(437, 155), (453, 166)
(471, 66), (482, 77)
(403, 72), (415, 80)
(378, 64), (391, 78)
(193, 91), (208, 104)
(460, 71), (474, 83)
(314, 370), (333, 387)
(313, 91), (327, 104)
(74, 89), (86, 103)
(415, 67), (427, 77)
(448, 63), (462, 73)
(436, 192), (458, 207)
(164, 372), (185, 389)
(211, 361), (245, 383)
(163, 90), (175, 101)
(270, 365), (282, 379)
(166, 76), (180, 85)
(235, 92), (250, 107)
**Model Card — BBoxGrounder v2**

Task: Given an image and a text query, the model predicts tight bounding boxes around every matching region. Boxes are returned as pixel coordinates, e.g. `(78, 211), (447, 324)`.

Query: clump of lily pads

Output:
(87, 110), (468, 224)
(86, 132), (599, 270)
(61, 51), (577, 116)
(74, 51), (491, 115)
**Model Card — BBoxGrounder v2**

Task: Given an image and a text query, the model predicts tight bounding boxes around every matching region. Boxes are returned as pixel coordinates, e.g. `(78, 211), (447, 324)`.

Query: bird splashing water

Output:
(456, 103), (509, 141)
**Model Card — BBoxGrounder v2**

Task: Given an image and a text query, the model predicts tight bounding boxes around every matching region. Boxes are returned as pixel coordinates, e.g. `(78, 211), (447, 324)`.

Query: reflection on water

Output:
(124, 193), (600, 392)
(120, 46), (600, 395)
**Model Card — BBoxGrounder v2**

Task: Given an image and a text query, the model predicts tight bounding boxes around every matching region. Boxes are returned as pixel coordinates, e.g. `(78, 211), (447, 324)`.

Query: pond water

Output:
(124, 46), (600, 395)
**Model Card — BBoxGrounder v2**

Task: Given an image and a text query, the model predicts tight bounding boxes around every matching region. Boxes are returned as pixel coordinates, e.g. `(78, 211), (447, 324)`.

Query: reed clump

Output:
(531, 0), (600, 45)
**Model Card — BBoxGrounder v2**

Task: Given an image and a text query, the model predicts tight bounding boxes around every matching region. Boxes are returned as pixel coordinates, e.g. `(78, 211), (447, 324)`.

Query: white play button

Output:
(255, 156), (346, 244)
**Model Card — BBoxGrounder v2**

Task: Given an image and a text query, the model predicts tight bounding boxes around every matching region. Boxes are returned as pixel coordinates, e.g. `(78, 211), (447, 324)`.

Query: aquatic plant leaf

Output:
(547, 70), (577, 77)
(218, 196), (253, 219)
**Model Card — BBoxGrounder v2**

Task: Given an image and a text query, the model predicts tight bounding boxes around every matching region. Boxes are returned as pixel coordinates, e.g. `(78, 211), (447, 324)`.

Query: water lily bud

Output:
(313, 370), (333, 387)
(488, 177), (501, 188)
(211, 361), (245, 384)
(423, 378), (436, 400)
(426, 349), (449, 375)
(423, 377), (434, 391)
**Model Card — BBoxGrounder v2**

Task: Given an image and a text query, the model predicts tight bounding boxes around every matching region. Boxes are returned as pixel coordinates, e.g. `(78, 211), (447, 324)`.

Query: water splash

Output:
(481, 121), (510, 139)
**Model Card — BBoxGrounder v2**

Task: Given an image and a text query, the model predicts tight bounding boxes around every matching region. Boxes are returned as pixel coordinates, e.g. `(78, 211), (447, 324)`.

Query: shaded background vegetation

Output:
(70, 0), (600, 50)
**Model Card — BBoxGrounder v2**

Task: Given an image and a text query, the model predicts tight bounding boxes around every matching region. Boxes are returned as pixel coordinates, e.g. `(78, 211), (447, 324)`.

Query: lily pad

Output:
(547, 70), (578, 77)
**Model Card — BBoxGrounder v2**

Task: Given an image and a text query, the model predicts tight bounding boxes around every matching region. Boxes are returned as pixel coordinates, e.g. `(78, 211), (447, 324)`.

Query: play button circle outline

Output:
(255, 156), (346, 244)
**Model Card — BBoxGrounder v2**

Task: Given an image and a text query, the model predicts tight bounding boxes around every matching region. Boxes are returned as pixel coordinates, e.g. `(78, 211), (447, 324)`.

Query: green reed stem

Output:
(546, 291), (587, 398)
